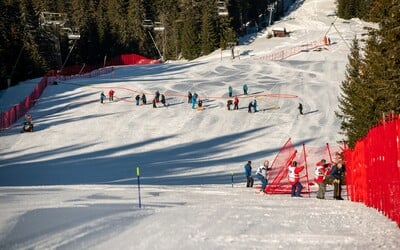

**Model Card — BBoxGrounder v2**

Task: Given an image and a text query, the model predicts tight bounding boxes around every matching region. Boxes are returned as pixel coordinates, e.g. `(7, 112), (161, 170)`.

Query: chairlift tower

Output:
(267, 4), (275, 27)
(39, 12), (80, 72)
(39, 12), (68, 70)
(142, 19), (164, 61)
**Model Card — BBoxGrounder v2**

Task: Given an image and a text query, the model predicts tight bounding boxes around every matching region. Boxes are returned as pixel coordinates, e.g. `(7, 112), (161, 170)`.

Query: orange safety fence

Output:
(254, 40), (325, 61)
(0, 54), (160, 130)
(344, 114), (400, 226)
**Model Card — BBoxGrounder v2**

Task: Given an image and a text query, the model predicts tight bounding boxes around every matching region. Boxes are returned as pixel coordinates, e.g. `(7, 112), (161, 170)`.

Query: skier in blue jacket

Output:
(100, 92), (106, 103)
(244, 161), (254, 187)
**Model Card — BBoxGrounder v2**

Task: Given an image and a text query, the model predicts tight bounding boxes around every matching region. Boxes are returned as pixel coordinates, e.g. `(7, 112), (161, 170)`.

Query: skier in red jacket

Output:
(233, 96), (239, 110)
(288, 161), (305, 197)
(108, 89), (115, 102)
(314, 159), (331, 199)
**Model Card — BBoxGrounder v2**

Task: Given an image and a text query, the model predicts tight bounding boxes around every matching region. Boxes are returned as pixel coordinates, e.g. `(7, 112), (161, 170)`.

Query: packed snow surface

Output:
(0, 0), (399, 249)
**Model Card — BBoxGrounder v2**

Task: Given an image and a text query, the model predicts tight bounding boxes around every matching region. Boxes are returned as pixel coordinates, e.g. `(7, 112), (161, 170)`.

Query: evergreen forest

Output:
(0, 0), (292, 86)
(336, 0), (399, 147)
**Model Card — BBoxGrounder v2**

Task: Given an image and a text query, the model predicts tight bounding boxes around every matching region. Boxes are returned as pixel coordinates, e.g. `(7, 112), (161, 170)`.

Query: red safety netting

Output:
(344, 114), (400, 226)
(266, 138), (342, 195)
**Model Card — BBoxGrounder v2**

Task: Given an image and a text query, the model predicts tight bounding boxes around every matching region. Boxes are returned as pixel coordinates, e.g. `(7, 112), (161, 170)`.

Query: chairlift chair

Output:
(39, 12), (67, 26)
(61, 27), (81, 40)
(67, 31), (80, 40)
(142, 19), (154, 29)
(217, 1), (228, 16)
(153, 22), (165, 31)
(217, 1), (226, 9)
(218, 10), (229, 16)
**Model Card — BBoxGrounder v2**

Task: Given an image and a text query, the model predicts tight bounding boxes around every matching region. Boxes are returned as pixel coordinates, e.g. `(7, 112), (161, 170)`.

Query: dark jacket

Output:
(244, 164), (252, 177)
(330, 164), (345, 180)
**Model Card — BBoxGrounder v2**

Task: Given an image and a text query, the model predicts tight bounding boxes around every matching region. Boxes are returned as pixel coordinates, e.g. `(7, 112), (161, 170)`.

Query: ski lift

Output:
(61, 27), (80, 40)
(142, 19), (154, 29)
(153, 22), (165, 31)
(39, 12), (67, 26)
(217, 1), (228, 16)
(217, 1), (226, 9)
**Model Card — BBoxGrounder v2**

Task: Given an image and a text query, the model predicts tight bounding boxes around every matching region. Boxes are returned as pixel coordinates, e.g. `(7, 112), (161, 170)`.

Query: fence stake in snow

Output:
(136, 167), (142, 208)
(231, 172), (234, 188)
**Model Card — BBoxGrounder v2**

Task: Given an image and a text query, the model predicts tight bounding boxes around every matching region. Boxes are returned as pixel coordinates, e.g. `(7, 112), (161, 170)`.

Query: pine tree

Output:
(181, 4), (201, 60)
(336, 37), (368, 147)
(200, 6), (218, 55)
(337, 1), (400, 147)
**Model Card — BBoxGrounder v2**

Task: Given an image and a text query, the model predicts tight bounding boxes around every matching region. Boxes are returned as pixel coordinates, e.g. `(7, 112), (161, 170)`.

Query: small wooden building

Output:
(272, 28), (286, 37)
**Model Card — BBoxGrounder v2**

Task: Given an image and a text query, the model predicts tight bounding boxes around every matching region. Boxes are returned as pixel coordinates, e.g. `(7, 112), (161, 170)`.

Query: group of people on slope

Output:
(244, 160), (271, 194)
(314, 158), (345, 200)
(99, 84), (298, 115)
(100, 89), (115, 104)
(226, 84), (258, 112)
(187, 91), (203, 109)
(244, 156), (345, 199)
(100, 89), (169, 108)
(135, 91), (167, 108)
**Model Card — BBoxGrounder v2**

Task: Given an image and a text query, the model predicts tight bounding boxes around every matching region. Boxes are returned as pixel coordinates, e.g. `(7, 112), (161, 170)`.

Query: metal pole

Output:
(136, 167), (142, 208)
(148, 31), (163, 60)
(60, 39), (77, 73)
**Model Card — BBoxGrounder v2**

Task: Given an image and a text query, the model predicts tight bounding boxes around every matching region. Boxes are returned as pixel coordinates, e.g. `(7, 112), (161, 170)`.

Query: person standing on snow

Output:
(228, 85), (233, 97)
(243, 84), (248, 95)
(253, 99), (257, 112)
(255, 160), (271, 193)
(233, 96), (239, 110)
(141, 93), (147, 105)
(152, 98), (157, 108)
(248, 101), (253, 113)
(288, 161), (305, 197)
(100, 92), (106, 104)
(314, 159), (331, 199)
(188, 91), (192, 104)
(135, 95), (140, 106)
(227, 99), (233, 110)
(330, 162), (345, 200)
(155, 90), (160, 103)
(298, 103), (303, 115)
(244, 161), (254, 188)
(108, 89), (115, 102)
(160, 94), (166, 106)
(192, 92), (197, 109)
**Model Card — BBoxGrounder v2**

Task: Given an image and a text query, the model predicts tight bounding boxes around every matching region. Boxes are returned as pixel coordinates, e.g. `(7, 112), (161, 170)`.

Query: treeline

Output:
(336, 0), (400, 147)
(0, 0), (290, 86)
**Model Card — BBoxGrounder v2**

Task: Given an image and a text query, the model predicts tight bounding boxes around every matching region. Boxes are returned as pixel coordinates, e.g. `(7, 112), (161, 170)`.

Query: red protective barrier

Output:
(344, 115), (400, 226)
(0, 54), (160, 130)
(266, 138), (341, 194)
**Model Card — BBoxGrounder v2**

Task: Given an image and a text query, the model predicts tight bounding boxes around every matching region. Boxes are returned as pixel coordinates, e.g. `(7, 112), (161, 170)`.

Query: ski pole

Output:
(231, 172), (234, 188)
(136, 166), (142, 208)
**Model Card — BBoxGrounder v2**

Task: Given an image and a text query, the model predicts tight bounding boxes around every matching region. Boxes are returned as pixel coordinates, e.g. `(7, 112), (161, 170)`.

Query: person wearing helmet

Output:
(288, 161), (305, 197)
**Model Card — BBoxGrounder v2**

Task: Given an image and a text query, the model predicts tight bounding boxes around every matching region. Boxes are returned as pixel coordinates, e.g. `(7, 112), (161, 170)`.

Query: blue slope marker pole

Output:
(231, 172), (234, 188)
(136, 167), (142, 208)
